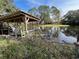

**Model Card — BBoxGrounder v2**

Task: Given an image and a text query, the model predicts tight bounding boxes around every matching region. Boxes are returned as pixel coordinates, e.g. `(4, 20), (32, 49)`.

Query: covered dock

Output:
(0, 10), (40, 37)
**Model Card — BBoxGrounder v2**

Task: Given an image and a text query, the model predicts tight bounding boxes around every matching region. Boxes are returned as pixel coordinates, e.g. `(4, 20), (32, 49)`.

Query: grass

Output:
(0, 38), (19, 47)
(33, 24), (69, 28)
(0, 35), (76, 59)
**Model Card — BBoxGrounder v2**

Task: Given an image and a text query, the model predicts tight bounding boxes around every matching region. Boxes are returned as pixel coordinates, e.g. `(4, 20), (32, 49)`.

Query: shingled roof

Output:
(0, 10), (40, 22)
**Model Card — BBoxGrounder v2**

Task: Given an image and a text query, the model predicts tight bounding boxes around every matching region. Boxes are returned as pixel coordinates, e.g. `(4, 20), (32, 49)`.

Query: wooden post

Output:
(19, 22), (25, 38)
(17, 22), (21, 38)
(25, 15), (29, 34)
(20, 22), (23, 37)
(7, 22), (10, 35)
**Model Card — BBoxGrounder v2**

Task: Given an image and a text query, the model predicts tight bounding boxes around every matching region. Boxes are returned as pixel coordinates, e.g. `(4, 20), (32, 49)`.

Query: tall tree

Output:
(50, 6), (60, 23)
(28, 8), (39, 17)
(62, 10), (79, 25)
(0, 0), (16, 15)
(38, 5), (51, 23)
(28, 5), (61, 24)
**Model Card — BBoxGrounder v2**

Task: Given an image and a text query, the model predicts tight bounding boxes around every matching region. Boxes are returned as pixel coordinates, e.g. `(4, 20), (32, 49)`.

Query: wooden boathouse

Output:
(0, 10), (40, 37)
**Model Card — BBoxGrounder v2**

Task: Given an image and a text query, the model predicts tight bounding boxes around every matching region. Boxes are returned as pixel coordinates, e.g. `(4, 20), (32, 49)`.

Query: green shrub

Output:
(0, 37), (76, 59)
(0, 39), (27, 59)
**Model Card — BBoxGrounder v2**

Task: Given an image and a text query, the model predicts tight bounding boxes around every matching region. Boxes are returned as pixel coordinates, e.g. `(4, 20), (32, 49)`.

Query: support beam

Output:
(20, 22), (25, 37)
(25, 15), (29, 34)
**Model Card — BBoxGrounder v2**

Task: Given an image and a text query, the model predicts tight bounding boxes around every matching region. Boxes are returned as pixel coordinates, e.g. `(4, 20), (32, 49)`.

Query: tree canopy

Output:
(28, 7), (38, 17)
(62, 10), (79, 25)
(28, 5), (60, 24)
(50, 6), (60, 23)
(38, 5), (50, 23)
(0, 0), (16, 15)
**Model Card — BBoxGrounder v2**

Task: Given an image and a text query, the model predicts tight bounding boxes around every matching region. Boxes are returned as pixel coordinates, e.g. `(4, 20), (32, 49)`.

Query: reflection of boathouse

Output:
(0, 10), (40, 37)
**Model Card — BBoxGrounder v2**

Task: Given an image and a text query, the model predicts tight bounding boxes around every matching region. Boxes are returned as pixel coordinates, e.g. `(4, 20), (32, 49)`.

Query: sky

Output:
(14, 0), (79, 15)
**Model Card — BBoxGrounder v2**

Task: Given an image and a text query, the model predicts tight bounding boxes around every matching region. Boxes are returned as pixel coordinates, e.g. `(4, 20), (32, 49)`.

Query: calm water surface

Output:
(38, 26), (79, 44)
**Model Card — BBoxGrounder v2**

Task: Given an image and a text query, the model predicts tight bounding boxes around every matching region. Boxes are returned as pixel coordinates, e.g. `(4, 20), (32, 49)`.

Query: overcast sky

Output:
(14, 0), (79, 15)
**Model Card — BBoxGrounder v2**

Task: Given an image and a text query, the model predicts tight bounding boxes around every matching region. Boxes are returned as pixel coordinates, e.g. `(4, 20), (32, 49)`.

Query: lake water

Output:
(36, 25), (79, 44)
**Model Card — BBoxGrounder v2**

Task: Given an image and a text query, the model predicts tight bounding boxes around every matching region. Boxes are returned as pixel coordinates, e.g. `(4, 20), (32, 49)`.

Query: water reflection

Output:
(39, 26), (79, 44)
(58, 31), (77, 44)
(64, 26), (79, 37)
